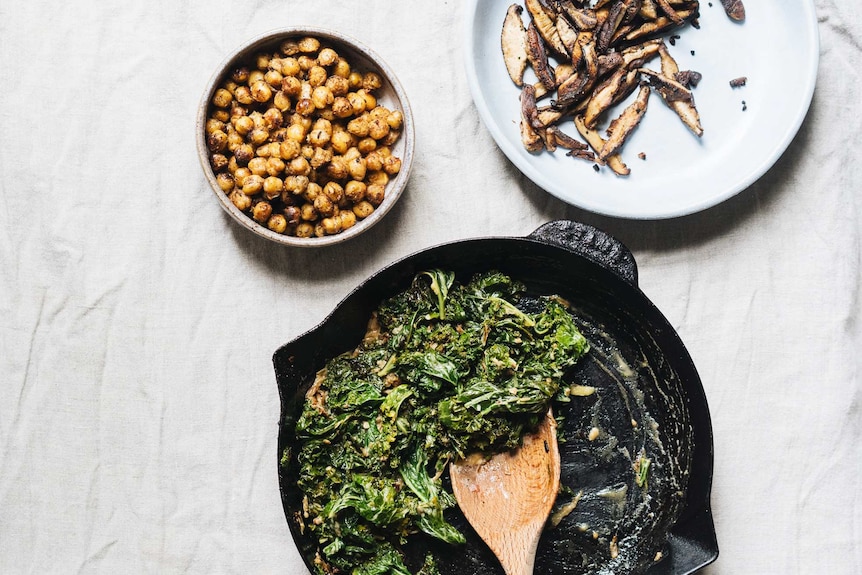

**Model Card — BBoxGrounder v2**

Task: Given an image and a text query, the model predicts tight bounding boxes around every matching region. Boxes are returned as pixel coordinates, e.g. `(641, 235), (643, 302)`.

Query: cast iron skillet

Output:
(273, 221), (718, 575)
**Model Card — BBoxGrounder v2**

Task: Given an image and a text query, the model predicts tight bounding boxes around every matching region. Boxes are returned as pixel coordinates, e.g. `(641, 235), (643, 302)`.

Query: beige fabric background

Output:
(1, 1), (859, 573)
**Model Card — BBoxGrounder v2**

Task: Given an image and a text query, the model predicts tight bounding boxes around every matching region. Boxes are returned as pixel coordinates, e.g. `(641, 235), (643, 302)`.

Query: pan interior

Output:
(275, 239), (703, 575)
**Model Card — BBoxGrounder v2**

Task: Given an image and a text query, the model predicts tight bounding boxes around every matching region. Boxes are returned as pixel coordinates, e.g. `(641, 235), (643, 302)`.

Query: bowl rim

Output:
(196, 26), (415, 248)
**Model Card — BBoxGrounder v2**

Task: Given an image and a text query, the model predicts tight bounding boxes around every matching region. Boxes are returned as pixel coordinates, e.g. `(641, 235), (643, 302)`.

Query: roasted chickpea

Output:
(227, 156), (240, 174)
(255, 53), (271, 70)
(251, 200), (272, 222)
(348, 71), (363, 89)
(382, 155), (402, 175)
(248, 128), (270, 146)
(205, 118), (225, 134)
(323, 182), (344, 203)
(231, 67), (250, 83)
(264, 69), (283, 88)
(263, 176), (284, 199)
(233, 115), (254, 136)
(325, 75), (349, 96)
(311, 85), (333, 109)
(281, 56), (301, 76)
(297, 55), (316, 71)
(358, 89), (377, 110)
(216, 172), (234, 191)
(314, 194), (336, 217)
(297, 36), (320, 52)
(242, 174), (265, 195)
(234, 85), (253, 105)
(331, 97), (353, 119)
(330, 128), (355, 154)
(326, 156), (349, 180)
(347, 156), (367, 180)
(347, 92), (366, 115)
(347, 115), (370, 137)
(279, 139), (301, 160)
(284, 175), (310, 195)
(300, 203), (317, 221)
(317, 47), (338, 67)
(212, 88), (233, 108)
(307, 119), (332, 146)
(362, 72), (382, 91)
(284, 205), (301, 225)
(212, 109), (230, 122)
(357, 137), (377, 155)
(248, 157), (268, 176)
(387, 110), (404, 130)
(230, 190), (252, 211)
(367, 170), (389, 186)
(211, 153), (229, 172)
(368, 117), (390, 140)
(287, 156), (311, 176)
(233, 167), (251, 186)
(295, 221), (315, 237)
(309, 146), (332, 169)
(295, 97), (315, 116)
(267, 213), (288, 233)
(344, 180), (366, 202)
(281, 75), (303, 98)
(365, 149), (384, 171)
(234, 144), (255, 165)
(250, 80), (273, 103)
(207, 130), (228, 152)
(320, 216), (342, 235)
(365, 184), (385, 206)
(352, 200), (375, 219)
(266, 156), (286, 176)
(280, 40), (300, 56)
(263, 107), (283, 130)
(339, 210), (357, 230)
(333, 57), (351, 78)
(248, 69), (265, 85)
(273, 91), (292, 111)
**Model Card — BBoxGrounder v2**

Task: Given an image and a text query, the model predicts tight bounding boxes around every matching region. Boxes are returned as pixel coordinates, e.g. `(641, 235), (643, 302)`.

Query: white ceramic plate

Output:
(463, 1), (819, 219)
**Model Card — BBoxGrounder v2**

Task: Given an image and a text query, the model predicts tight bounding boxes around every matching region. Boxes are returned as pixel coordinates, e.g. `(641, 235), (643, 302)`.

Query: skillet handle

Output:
(527, 220), (638, 286)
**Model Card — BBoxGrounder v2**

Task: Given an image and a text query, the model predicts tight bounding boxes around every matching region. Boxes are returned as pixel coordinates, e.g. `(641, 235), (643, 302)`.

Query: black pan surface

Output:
(273, 221), (717, 575)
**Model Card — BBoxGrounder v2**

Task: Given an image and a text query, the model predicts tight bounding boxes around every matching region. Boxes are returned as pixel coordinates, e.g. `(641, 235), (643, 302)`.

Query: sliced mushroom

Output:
(574, 115), (630, 175)
(525, 0), (569, 56)
(600, 84), (650, 160)
(640, 68), (703, 136)
(519, 85), (544, 152)
(526, 20), (557, 90)
(720, 0), (745, 21)
(501, 4), (530, 86)
(584, 66), (629, 128)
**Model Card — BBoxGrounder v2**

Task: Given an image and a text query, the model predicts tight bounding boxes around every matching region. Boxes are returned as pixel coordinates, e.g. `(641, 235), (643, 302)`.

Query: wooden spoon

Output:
(449, 409), (561, 575)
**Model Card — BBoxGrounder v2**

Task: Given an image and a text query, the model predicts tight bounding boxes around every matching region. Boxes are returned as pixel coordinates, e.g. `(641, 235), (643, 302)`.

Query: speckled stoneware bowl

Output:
(196, 27), (415, 247)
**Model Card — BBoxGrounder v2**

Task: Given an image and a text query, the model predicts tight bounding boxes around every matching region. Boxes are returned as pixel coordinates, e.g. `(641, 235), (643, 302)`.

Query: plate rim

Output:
(461, 0), (821, 220)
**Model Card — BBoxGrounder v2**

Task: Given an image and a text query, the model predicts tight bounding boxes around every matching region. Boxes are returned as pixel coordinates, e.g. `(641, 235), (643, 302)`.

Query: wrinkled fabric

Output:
(0, 1), (860, 574)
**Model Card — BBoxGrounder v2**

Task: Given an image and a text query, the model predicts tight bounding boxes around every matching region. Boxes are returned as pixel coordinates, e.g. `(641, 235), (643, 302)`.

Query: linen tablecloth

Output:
(1, 1), (860, 573)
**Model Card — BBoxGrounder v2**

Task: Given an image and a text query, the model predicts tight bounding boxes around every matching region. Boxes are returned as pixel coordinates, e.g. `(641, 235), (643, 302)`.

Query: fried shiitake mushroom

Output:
(720, 0), (745, 21)
(500, 0), (727, 176)
(502, 4), (529, 86)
